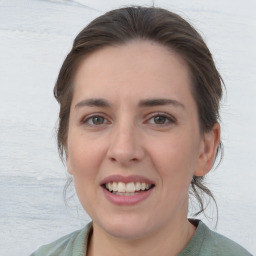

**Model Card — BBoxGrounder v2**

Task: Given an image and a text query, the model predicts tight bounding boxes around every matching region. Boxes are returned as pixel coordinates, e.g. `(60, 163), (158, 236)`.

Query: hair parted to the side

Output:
(54, 6), (224, 218)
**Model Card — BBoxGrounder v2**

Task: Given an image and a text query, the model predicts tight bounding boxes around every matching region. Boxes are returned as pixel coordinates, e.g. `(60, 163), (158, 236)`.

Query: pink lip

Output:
(100, 175), (155, 206)
(100, 175), (155, 185)
(101, 186), (154, 206)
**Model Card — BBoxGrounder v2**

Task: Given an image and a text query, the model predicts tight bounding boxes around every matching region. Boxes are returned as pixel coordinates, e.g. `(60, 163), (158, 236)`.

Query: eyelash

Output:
(80, 112), (176, 127)
(146, 112), (176, 126)
(81, 113), (109, 127)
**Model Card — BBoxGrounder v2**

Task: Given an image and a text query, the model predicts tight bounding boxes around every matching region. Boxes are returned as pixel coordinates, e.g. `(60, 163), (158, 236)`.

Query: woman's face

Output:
(66, 40), (218, 239)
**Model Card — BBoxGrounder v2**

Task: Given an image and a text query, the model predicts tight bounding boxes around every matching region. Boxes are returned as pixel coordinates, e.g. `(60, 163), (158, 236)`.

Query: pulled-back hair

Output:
(54, 6), (224, 217)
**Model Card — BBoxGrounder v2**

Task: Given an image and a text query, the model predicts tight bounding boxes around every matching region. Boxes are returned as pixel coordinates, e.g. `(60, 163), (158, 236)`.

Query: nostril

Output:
(109, 156), (138, 163)
(109, 157), (117, 162)
(106, 141), (144, 164)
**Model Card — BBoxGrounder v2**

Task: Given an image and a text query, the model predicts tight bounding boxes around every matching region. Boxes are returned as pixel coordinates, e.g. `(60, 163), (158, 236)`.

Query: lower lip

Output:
(102, 187), (154, 206)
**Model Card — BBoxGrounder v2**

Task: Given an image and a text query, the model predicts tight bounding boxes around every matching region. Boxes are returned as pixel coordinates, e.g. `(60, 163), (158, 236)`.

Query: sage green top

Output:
(30, 220), (252, 256)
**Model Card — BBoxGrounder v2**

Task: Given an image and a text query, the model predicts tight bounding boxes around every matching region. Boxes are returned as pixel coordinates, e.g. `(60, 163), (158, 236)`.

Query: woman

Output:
(31, 6), (252, 256)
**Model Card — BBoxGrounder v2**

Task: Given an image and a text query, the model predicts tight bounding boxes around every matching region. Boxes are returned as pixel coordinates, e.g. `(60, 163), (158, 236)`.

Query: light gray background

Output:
(0, 0), (255, 255)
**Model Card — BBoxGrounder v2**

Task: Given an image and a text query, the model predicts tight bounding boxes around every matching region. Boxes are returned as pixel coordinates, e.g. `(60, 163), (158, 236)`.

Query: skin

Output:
(66, 40), (220, 256)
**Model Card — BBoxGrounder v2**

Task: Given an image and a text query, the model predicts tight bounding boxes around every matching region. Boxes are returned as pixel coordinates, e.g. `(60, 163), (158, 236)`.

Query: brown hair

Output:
(54, 6), (224, 217)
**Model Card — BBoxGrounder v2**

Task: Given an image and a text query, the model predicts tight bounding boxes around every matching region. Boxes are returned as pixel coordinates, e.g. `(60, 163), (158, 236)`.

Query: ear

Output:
(194, 123), (221, 177)
(65, 147), (74, 175)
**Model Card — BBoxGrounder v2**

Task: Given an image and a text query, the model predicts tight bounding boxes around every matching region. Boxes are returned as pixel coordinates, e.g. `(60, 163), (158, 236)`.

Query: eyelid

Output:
(80, 112), (111, 126)
(79, 111), (176, 127)
(145, 112), (176, 125)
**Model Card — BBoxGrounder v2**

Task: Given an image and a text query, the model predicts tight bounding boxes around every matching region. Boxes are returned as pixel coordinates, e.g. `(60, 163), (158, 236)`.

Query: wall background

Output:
(0, 0), (255, 255)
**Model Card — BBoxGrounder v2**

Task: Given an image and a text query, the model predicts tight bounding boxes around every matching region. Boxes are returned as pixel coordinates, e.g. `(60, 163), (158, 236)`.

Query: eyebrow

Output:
(75, 98), (185, 109)
(138, 98), (185, 109)
(75, 98), (110, 108)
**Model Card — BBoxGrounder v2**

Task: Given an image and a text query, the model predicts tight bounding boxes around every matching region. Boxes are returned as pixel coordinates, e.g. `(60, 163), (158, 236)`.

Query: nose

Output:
(107, 123), (145, 165)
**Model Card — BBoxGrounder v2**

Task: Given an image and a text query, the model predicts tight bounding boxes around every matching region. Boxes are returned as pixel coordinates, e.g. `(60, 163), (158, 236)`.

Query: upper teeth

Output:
(106, 182), (152, 193)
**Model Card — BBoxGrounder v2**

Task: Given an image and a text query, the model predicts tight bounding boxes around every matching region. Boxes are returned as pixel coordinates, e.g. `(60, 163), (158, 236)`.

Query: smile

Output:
(101, 175), (155, 205)
(104, 181), (154, 195)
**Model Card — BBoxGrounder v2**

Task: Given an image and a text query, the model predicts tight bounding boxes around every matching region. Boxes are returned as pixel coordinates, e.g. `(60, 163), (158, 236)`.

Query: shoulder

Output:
(30, 222), (92, 256)
(30, 230), (80, 256)
(198, 221), (252, 256)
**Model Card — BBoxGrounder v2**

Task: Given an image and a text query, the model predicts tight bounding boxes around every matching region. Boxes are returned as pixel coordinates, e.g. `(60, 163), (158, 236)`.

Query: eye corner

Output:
(145, 112), (177, 127)
(80, 113), (111, 127)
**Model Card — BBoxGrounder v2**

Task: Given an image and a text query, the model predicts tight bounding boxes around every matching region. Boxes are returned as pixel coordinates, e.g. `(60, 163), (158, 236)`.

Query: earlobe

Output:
(66, 159), (74, 175)
(65, 148), (73, 175)
(194, 123), (221, 177)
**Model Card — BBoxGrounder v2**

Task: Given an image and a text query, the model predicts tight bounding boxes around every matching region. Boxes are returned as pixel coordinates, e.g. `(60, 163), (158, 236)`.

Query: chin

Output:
(95, 214), (154, 240)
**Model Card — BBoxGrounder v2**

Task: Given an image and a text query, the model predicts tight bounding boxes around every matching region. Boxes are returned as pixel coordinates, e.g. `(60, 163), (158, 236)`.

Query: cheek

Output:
(67, 131), (105, 173)
(66, 139), (99, 197)
(150, 135), (199, 186)
(66, 137), (100, 211)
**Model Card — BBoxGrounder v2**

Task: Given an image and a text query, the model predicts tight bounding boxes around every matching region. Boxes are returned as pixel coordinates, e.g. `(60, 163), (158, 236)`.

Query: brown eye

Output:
(91, 116), (105, 125)
(147, 113), (175, 126)
(83, 115), (108, 126)
(153, 116), (168, 124)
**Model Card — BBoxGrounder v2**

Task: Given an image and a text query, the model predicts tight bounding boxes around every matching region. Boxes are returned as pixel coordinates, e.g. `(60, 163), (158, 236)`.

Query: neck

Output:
(87, 218), (196, 256)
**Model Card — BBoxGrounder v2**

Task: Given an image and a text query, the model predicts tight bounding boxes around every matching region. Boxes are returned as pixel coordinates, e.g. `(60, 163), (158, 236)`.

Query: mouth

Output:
(102, 181), (155, 196)
(100, 175), (155, 205)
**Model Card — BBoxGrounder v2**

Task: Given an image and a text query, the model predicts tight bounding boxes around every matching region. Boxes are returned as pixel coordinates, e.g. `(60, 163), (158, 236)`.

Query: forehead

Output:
(72, 40), (194, 106)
